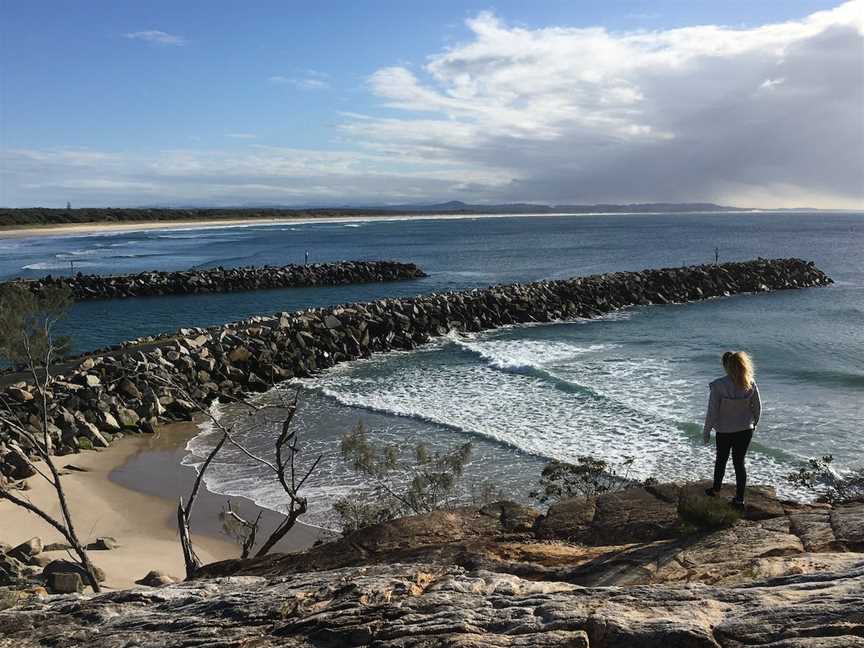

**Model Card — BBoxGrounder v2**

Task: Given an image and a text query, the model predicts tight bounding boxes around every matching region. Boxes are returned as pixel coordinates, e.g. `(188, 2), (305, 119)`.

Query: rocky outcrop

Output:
(195, 482), (863, 588)
(0, 258), (832, 471)
(1, 562), (861, 648)
(3, 481), (863, 647)
(9, 260), (428, 301)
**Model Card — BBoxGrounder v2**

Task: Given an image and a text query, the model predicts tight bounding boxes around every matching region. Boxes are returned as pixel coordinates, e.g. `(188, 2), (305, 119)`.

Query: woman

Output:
(703, 351), (762, 506)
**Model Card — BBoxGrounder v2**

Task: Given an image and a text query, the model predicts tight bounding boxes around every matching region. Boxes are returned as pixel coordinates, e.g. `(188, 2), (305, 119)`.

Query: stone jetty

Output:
(9, 260), (428, 301)
(0, 258), (832, 473)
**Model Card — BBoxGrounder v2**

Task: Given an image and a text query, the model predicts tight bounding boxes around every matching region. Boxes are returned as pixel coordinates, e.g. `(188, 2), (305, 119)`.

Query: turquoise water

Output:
(2, 212), (861, 521)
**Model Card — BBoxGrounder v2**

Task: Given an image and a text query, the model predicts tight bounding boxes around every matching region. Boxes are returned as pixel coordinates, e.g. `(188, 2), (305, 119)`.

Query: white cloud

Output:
(3, 4), (862, 208)
(226, 133), (258, 140)
(347, 2), (864, 207)
(269, 71), (330, 90)
(124, 30), (185, 46)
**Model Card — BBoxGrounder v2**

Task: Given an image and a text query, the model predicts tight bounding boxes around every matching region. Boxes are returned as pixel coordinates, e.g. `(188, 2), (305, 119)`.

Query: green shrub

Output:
(785, 455), (864, 504)
(531, 455), (636, 503)
(677, 494), (740, 531)
(333, 423), (474, 534)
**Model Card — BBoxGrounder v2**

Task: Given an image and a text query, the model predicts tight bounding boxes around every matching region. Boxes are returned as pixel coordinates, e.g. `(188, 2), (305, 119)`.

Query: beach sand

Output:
(0, 216), (364, 239)
(0, 421), (330, 590)
(0, 211), (567, 240)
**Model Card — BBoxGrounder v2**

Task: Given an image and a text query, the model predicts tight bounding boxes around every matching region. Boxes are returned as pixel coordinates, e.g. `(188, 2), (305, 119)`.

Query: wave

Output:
(22, 261), (91, 271)
(786, 368), (864, 388)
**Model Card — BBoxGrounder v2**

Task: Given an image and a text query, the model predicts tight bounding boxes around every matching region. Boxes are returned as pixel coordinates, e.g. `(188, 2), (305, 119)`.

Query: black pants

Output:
(713, 429), (754, 501)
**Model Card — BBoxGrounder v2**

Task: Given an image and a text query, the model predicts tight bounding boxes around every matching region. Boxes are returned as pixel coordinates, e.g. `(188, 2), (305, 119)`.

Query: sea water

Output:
(1, 212), (861, 524)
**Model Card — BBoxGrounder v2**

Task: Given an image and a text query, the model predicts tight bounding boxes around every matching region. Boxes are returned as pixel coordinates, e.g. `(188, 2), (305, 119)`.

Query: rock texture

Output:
(1, 560), (862, 647)
(2, 484), (862, 646)
(0, 259), (832, 474)
(8, 260), (427, 301)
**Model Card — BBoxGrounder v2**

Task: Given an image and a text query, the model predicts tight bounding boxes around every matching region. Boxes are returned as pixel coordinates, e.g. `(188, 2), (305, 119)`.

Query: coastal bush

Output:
(333, 423), (473, 533)
(531, 455), (637, 503)
(677, 494), (740, 531)
(785, 455), (864, 504)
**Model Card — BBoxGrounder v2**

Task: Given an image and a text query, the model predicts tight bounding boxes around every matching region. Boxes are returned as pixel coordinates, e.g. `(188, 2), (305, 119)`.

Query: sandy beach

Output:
(0, 211), (596, 240)
(0, 421), (330, 590)
(0, 215), (369, 239)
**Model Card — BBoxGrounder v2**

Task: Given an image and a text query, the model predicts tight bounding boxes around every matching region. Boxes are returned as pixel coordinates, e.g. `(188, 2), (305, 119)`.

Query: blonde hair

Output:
(723, 351), (755, 390)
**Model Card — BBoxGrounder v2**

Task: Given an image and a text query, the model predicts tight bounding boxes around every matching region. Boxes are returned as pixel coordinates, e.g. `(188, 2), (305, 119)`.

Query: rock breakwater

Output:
(9, 260), (428, 301)
(0, 258), (832, 472)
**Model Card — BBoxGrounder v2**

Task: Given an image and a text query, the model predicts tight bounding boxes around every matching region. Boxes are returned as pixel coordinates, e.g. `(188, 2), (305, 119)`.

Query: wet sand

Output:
(0, 421), (331, 590)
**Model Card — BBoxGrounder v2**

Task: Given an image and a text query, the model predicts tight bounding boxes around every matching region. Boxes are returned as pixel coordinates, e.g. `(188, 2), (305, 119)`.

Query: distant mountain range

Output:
(134, 200), (750, 213)
(368, 201), (746, 213)
(137, 200), (837, 213)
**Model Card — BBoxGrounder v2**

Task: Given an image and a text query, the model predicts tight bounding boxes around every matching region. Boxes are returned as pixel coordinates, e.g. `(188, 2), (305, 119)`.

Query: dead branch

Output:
(150, 371), (321, 569)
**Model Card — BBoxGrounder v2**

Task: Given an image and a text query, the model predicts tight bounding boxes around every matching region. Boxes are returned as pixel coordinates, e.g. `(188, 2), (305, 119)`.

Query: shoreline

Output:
(0, 421), (330, 590)
(0, 209), (763, 240)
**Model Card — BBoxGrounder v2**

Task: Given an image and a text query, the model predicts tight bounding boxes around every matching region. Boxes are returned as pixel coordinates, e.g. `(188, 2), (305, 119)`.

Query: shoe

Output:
(704, 488), (717, 497)
(730, 498), (745, 509)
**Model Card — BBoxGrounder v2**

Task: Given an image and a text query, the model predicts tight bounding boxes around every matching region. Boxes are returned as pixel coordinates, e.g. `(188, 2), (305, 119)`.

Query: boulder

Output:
(135, 570), (179, 587)
(1, 445), (36, 480)
(88, 537), (119, 551)
(46, 571), (83, 594)
(117, 378), (142, 400)
(79, 421), (109, 448)
(99, 411), (121, 431)
(228, 346), (252, 363)
(6, 387), (33, 402)
(42, 559), (105, 584)
(114, 407), (140, 429)
(8, 538), (42, 562)
(0, 553), (27, 585)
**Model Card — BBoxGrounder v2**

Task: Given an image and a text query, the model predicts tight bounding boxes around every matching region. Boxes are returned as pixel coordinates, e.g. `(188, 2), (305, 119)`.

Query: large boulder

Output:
(42, 559), (105, 584)
(7, 538), (42, 563)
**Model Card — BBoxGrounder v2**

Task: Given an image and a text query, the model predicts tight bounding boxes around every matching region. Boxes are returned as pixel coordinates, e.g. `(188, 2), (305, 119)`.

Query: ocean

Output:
(1, 211), (861, 525)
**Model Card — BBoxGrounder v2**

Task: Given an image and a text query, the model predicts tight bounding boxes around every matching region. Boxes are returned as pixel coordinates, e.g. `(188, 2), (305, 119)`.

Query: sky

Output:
(1, 1), (863, 209)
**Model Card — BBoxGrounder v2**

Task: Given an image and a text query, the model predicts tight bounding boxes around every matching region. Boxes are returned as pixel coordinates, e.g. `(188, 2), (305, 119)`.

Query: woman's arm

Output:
(703, 384), (720, 442)
(750, 383), (762, 427)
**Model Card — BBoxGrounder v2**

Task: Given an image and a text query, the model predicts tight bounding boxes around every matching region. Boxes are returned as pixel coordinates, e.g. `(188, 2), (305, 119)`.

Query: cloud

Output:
(0, 145), (501, 206)
(269, 71), (330, 90)
(124, 30), (185, 46)
(348, 2), (864, 207)
(226, 133), (258, 140)
(3, 4), (862, 208)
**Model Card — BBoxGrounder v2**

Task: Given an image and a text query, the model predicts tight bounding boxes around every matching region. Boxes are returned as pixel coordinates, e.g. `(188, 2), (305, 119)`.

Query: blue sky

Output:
(2, 1), (862, 208)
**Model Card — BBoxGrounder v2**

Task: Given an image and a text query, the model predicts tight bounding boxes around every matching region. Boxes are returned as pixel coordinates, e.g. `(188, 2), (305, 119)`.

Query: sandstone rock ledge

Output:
(1, 563), (862, 647)
(2, 483), (862, 647)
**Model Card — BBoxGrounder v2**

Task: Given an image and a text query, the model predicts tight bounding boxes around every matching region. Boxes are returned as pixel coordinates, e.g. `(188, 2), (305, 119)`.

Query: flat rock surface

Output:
(2, 562), (863, 647)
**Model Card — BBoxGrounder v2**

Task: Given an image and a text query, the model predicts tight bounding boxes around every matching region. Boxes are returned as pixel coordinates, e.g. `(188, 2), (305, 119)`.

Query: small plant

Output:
(785, 455), (864, 504)
(677, 494), (740, 531)
(531, 455), (636, 503)
(333, 423), (473, 533)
